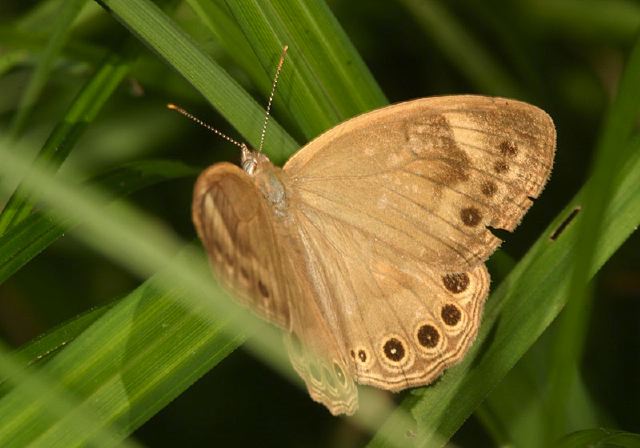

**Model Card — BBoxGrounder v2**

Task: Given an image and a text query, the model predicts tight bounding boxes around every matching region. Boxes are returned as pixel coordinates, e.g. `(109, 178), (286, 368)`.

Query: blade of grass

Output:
(0, 339), (139, 448)
(477, 336), (605, 447)
(213, 0), (386, 138)
(0, 50), (30, 78)
(8, 0), (88, 137)
(183, 0), (266, 95)
(396, 0), (522, 97)
(554, 428), (640, 448)
(0, 159), (198, 284)
(546, 31), (640, 443)
(0, 304), (115, 399)
(0, 26), (108, 64)
(367, 133), (640, 446)
(0, 271), (243, 447)
(523, 0), (640, 43)
(97, 0), (299, 163)
(14, 304), (115, 369)
(0, 53), (131, 235)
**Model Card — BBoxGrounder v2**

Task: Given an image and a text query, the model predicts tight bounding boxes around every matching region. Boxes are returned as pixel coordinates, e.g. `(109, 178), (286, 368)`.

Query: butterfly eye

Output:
(442, 273), (470, 294)
(441, 304), (462, 326)
(242, 157), (257, 175)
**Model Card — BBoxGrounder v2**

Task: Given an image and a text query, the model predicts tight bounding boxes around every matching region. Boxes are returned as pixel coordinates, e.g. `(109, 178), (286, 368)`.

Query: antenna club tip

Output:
(283, 45), (289, 52)
(166, 103), (177, 110)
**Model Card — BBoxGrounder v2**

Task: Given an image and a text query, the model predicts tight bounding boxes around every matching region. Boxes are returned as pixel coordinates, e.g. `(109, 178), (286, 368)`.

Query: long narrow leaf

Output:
(0, 159), (198, 284)
(99, 0), (298, 163)
(9, 0), (87, 136)
(546, 34), (640, 441)
(0, 53), (130, 234)
(217, 0), (387, 138)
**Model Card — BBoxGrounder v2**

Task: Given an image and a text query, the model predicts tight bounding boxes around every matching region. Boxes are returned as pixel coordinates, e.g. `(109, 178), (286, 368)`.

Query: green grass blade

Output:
(8, 0), (87, 137)
(396, 0), (522, 97)
(98, 0), (298, 163)
(367, 135), (640, 446)
(0, 159), (198, 284)
(0, 49), (30, 78)
(0, 304), (115, 399)
(525, 0), (640, 43)
(210, 0), (386, 138)
(0, 273), (243, 447)
(546, 33), (640, 442)
(183, 0), (263, 87)
(14, 304), (114, 369)
(477, 340), (604, 447)
(0, 26), (107, 65)
(0, 339), (140, 448)
(555, 428), (640, 448)
(0, 53), (130, 235)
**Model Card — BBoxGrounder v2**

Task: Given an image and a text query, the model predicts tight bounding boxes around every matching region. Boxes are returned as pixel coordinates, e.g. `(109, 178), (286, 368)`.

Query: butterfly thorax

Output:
(242, 146), (289, 217)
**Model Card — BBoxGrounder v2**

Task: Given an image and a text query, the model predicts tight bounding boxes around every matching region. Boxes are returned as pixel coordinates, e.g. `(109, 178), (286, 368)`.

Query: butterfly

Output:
(185, 50), (556, 415)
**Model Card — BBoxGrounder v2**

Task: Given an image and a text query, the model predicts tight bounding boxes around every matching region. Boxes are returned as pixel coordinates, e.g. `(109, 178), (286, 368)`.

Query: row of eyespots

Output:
(308, 359), (349, 391)
(351, 272), (468, 367)
(289, 334), (349, 392)
(458, 139), (519, 227)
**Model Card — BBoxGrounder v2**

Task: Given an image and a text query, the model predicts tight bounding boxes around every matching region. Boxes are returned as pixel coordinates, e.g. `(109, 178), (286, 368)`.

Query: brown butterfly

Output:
(182, 49), (556, 415)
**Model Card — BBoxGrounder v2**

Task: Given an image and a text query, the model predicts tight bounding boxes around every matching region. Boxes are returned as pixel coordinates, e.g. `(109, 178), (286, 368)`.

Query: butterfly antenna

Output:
(258, 45), (288, 153)
(166, 103), (245, 149)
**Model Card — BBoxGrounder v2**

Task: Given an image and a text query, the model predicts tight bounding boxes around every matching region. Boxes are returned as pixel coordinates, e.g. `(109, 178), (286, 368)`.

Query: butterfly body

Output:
(193, 95), (556, 415)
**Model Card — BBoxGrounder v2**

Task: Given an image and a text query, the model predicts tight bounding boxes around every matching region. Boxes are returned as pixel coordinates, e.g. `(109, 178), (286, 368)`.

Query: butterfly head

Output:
(241, 144), (272, 176)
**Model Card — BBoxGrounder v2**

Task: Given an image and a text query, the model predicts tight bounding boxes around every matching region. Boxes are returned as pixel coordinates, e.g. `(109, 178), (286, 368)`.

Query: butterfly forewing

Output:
(193, 163), (292, 329)
(284, 95), (556, 271)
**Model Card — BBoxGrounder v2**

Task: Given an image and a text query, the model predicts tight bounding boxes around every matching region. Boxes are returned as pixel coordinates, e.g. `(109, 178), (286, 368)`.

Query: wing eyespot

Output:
(460, 207), (482, 227)
(416, 324), (440, 348)
(379, 335), (414, 369)
(414, 322), (445, 355)
(494, 160), (509, 173)
(442, 273), (470, 293)
(481, 181), (497, 197)
(441, 304), (462, 326)
(499, 140), (518, 157)
(333, 361), (347, 388)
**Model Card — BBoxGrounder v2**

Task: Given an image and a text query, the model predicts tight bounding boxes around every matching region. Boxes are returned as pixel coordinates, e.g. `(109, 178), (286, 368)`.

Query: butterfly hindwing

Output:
(293, 204), (490, 390)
